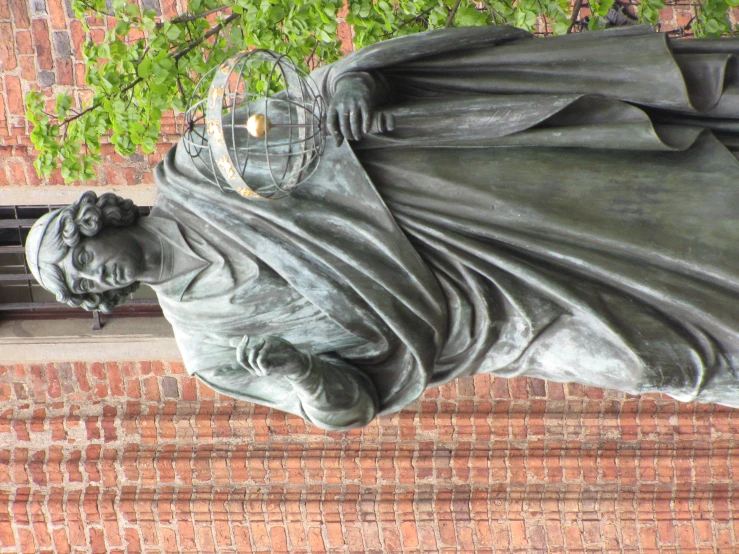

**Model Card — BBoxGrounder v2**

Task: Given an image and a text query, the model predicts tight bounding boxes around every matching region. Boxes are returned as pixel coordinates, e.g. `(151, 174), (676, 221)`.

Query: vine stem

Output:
(446, 0), (464, 26)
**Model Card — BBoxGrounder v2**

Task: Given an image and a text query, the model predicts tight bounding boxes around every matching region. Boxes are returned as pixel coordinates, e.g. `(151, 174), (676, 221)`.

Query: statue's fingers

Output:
(254, 345), (272, 376)
(385, 113), (396, 132)
(327, 108), (342, 145)
(339, 111), (352, 142)
(358, 101), (371, 135)
(234, 336), (255, 373)
(235, 347), (248, 371)
(246, 339), (265, 372)
(256, 341), (274, 365)
(379, 112), (395, 133)
(350, 110), (362, 142)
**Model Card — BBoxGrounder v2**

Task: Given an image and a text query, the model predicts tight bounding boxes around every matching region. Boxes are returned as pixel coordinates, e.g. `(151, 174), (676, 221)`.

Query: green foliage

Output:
(25, 0), (738, 183)
(693, 0), (735, 36)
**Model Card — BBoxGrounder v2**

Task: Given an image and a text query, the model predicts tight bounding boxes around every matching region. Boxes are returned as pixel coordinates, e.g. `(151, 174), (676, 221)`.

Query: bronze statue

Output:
(26, 25), (739, 429)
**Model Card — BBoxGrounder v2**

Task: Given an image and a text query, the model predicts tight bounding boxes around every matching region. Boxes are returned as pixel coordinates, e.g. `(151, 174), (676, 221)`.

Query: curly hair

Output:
(40, 191), (142, 313)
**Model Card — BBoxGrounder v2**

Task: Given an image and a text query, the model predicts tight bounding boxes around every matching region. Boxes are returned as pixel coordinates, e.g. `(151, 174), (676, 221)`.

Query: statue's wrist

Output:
(334, 72), (377, 105)
(284, 352), (314, 382)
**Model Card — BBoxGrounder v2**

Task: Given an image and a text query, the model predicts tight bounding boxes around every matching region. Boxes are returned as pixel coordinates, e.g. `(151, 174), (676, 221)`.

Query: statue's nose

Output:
(80, 264), (105, 283)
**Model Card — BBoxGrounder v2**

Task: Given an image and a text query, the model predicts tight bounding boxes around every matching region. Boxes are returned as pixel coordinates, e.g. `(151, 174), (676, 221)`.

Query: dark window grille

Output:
(0, 204), (162, 329)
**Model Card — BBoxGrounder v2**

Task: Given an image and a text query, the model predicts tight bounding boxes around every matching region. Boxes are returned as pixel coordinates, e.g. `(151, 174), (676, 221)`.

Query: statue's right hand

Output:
(231, 335), (309, 379)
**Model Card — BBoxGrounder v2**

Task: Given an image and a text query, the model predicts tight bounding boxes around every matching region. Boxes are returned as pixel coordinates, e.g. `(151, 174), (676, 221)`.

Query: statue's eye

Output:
(78, 249), (92, 266)
(80, 279), (92, 293)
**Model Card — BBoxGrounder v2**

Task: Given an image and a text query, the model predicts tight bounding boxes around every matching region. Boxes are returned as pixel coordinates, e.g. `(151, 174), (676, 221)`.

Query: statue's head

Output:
(25, 191), (142, 312)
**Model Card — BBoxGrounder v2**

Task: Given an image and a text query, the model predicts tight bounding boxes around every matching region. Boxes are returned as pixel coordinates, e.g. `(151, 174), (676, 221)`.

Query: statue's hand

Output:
(231, 335), (309, 379)
(327, 74), (395, 146)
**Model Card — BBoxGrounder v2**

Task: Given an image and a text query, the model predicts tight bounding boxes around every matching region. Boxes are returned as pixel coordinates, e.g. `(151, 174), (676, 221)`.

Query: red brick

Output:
(69, 19), (84, 58)
(196, 527), (215, 551)
(85, 417), (101, 440)
(52, 528), (70, 554)
(0, 519), (14, 547)
(0, 23), (16, 71)
(90, 362), (104, 380)
(66, 450), (83, 483)
(73, 362), (92, 392)
(676, 10), (693, 28)
(57, 57), (73, 86)
(18, 528), (36, 553)
(48, 0), (67, 29)
(160, 527), (178, 551)
(75, 61), (86, 86)
(4, 76), (23, 116)
(105, 362), (124, 396)
(139, 520), (159, 547)
(270, 526), (288, 551)
(233, 525), (251, 549)
(143, 376), (160, 401)
(177, 521), (196, 550)
(29, 450), (47, 486)
(83, 487), (101, 523)
(89, 527), (106, 554)
(32, 19), (53, 70)
(124, 528), (142, 553)
(10, 0), (30, 29)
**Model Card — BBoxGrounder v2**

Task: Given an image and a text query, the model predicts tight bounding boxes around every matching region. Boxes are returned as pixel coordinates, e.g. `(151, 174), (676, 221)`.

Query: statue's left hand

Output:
(327, 74), (394, 146)
(232, 335), (309, 379)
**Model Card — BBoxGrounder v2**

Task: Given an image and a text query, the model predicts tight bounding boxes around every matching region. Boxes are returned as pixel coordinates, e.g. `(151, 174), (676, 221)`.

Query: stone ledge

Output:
(0, 316), (180, 363)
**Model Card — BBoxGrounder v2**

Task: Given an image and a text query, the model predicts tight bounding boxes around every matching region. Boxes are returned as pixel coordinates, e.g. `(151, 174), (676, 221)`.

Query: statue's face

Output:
(54, 226), (145, 294)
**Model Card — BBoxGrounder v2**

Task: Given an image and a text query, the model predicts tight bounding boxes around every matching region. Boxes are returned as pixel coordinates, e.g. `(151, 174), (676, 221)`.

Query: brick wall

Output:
(2, 362), (738, 553)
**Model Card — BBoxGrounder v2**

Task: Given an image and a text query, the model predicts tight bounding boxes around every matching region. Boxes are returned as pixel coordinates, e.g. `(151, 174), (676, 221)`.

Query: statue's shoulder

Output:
(311, 25), (532, 86)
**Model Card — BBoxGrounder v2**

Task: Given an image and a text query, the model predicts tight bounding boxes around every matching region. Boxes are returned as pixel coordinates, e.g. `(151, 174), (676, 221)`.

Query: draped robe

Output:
(154, 25), (739, 422)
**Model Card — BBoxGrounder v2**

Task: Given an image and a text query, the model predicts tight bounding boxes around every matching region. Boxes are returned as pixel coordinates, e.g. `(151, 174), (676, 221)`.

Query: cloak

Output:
(315, 24), (739, 402)
(156, 116), (449, 415)
(156, 25), (739, 413)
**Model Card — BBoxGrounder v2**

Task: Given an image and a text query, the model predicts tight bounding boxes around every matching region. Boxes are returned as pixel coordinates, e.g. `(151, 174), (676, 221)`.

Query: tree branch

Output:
(60, 13), (239, 127)
(537, 0), (549, 34)
(382, 3), (438, 36)
(567, 0), (584, 33)
(446, 0), (464, 27)
(62, 77), (143, 125)
(304, 34), (319, 69)
(173, 13), (240, 60)
(166, 6), (231, 26)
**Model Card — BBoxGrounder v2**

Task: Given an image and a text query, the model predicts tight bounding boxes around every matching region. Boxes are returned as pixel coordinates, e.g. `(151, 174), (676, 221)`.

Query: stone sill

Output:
(0, 316), (181, 363)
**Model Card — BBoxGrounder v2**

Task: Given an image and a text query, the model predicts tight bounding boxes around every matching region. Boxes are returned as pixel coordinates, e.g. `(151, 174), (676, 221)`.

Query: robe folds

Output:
(155, 24), (739, 418)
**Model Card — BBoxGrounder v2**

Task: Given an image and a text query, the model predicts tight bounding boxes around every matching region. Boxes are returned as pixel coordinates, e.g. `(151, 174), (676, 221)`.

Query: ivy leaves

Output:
(24, 0), (738, 183)
(694, 0), (736, 36)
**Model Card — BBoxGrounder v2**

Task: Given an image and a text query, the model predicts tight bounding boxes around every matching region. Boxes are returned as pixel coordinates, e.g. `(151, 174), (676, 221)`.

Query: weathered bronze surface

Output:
(27, 26), (739, 429)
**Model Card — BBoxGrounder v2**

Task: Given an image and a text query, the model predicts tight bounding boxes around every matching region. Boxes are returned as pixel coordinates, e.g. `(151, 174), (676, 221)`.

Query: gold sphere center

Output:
(246, 113), (272, 138)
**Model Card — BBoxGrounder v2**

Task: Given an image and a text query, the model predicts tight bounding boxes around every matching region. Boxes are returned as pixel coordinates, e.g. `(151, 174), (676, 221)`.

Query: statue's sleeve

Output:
(193, 352), (379, 431)
(285, 353), (380, 431)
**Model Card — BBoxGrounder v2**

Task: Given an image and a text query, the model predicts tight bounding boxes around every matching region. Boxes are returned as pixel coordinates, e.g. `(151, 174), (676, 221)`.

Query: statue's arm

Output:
(230, 335), (379, 431)
(285, 352), (380, 431)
